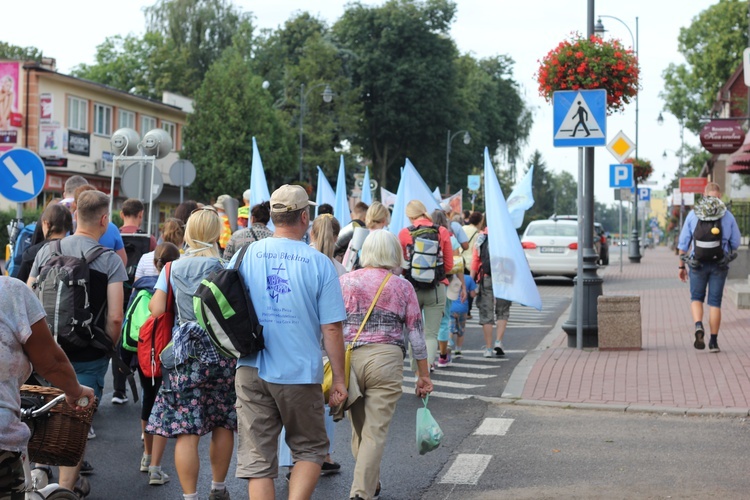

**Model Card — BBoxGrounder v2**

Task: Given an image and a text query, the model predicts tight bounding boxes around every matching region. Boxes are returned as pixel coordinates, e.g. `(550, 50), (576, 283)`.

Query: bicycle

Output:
(19, 386), (96, 499)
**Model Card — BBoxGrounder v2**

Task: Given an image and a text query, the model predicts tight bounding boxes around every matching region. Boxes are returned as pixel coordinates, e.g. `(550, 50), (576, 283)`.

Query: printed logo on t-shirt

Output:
(266, 263), (291, 302)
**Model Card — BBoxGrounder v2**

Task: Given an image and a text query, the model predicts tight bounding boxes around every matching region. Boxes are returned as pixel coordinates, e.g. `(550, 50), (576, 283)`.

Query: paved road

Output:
(422, 403), (750, 499)
(61, 283), (573, 499)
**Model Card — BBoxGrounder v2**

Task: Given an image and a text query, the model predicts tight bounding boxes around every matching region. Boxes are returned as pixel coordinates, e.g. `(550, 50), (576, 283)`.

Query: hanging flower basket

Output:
(623, 157), (653, 183)
(536, 34), (639, 113)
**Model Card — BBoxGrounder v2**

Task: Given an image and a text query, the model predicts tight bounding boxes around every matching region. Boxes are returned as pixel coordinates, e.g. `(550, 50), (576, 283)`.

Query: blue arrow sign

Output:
(609, 163), (633, 188)
(553, 89), (607, 148)
(0, 148), (46, 203)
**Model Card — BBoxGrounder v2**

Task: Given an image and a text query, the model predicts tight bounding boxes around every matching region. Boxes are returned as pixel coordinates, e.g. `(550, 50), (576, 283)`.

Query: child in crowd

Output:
(450, 273), (477, 358)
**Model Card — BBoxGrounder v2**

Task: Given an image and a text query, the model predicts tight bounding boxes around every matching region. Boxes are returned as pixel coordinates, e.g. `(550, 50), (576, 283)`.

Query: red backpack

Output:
(138, 262), (174, 380)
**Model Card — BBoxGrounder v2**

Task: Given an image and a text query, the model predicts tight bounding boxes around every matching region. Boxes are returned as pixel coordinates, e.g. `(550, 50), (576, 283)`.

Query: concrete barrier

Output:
(597, 295), (641, 351)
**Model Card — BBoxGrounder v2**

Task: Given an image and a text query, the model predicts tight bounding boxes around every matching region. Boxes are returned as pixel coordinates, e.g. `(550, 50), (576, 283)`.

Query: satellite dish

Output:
(141, 129), (173, 159)
(111, 128), (141, 156)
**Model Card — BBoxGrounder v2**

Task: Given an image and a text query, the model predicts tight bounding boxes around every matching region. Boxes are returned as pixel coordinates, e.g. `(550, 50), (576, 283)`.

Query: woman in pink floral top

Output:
(338, 230), (433, 500)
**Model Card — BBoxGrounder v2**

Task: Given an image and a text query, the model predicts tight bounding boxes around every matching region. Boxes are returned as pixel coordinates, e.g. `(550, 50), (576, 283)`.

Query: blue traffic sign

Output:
(638, 187), (651, 201)
(609, 163), (633, 188)
(0, 148), (46, 203)
(553, 89), (607, 148)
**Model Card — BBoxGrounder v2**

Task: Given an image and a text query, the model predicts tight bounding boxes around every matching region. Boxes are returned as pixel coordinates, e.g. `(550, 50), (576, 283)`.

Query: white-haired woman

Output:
(339, 230), (433, 500)
(146, 207), (236, 500)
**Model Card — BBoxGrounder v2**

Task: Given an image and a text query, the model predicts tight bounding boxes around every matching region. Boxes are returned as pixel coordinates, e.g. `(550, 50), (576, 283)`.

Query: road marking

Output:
(439, 454), (493, 484)
(473, 418), (514, 436)
(455, 349), (527, 355)
(425, 371), (497, 379)
(404, 361), (504, 370)
(403, 376), (483, 390)
(401, 387), (470, 400)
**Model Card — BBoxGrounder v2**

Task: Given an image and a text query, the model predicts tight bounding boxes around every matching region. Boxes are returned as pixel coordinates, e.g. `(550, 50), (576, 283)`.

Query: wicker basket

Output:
(20, 385), (97, 466)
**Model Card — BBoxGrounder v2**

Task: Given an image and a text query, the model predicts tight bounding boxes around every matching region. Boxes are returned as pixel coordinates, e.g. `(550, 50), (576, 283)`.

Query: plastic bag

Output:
(416, 395), (443, 455)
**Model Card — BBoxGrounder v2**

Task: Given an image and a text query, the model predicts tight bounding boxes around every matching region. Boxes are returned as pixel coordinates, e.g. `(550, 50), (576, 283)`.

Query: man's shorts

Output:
(689, 262), (729, 308)
(71, 357), (110, 401)
(235, 366), (328, 479)
(477, 275), (511, 325)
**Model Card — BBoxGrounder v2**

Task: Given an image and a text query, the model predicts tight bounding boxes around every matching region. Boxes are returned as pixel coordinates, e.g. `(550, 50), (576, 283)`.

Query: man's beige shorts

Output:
(235, 366), (328, 478)
(477, 275), (511, 324)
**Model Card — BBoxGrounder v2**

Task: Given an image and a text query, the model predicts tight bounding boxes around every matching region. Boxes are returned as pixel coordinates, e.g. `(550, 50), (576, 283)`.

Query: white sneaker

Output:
(87, 426), (96, 440)
(494, 341), (505, 356)
(148, 469), (170, 486)
(483, 348), (493, 358)
(140, 455), (151, 472)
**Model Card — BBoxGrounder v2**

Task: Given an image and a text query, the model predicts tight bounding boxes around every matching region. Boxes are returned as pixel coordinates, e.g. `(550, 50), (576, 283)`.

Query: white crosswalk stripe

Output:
(465, 296), (568, 329)
(439, 454), (493, 484)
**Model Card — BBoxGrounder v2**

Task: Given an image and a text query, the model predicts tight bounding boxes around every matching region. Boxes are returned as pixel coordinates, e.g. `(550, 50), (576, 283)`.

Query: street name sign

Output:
(0, 148), (46, 203)
(553, 89), (607, 147)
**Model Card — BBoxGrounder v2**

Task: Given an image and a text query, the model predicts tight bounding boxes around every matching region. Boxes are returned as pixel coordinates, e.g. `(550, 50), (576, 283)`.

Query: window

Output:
(67, 96), (88, 131)
(119, 109), (135, 130)
(93, 103), (112, 136)
(140, 115), (156, 134)
(162, 121), (176, 150)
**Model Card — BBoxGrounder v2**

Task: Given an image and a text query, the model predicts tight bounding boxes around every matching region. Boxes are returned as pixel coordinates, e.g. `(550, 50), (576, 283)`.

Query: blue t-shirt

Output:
(232, 237), (346, 384)
(99, 222), (124, 251)
(451, 275), (477, 314)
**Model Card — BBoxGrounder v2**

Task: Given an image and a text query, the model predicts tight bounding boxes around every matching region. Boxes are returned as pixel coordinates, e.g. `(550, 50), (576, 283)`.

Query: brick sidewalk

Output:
(520, 246), (750, 411)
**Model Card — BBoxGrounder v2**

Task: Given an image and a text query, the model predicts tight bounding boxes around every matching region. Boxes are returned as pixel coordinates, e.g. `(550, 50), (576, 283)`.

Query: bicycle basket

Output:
(20, 385), (97, 466)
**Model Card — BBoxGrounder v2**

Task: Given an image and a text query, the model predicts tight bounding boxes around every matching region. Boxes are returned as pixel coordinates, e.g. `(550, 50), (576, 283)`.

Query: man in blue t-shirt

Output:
(231, 184), (347, 499)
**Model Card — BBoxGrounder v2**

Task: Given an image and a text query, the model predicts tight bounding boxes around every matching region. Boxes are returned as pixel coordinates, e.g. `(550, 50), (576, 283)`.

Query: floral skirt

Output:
(146, 357), (237, 437)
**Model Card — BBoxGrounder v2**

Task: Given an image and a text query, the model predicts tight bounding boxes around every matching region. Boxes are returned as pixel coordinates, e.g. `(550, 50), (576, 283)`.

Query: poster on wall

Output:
(40, 93), (53, 122)
(40, 122), (63, 157)
(68, 130), (90, 156)
(0, 61), (22, 131)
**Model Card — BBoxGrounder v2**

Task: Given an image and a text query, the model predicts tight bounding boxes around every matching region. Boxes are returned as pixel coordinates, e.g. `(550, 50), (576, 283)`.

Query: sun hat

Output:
(270, 184), (316, 213)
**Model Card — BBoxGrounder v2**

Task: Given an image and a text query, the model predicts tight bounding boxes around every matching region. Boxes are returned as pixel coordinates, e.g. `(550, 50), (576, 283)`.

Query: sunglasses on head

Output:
(190, 206), (217, 215)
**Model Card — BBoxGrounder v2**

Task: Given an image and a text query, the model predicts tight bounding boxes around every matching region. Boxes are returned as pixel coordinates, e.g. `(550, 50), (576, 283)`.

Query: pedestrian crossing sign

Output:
(553, 89), (607, 148)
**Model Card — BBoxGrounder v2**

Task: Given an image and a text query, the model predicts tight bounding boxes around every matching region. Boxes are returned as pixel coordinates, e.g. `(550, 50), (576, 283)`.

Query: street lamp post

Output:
(298, 83), (334, 181)
(658, 111), (686, 236)
(445, 130), (470, 195)
(595, 14), (640, 262)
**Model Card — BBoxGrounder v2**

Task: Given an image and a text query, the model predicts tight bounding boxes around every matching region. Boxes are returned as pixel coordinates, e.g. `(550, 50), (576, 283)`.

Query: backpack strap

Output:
(164, 261), (174, 315)
(233, 244), (251, 270)
(248, 227), (259, 242)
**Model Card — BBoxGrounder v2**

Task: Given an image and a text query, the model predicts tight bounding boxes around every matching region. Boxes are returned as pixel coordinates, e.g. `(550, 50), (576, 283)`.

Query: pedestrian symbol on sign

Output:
(554, 92), (605, 142)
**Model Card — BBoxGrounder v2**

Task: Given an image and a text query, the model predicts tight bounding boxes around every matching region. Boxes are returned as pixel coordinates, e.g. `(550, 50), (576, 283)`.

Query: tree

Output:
(660, 0), (748, 134)
(521, 150), (555, 228)
(550, 171), (577, 216)
(182, 47), (296, 201)
(333, 0), (460, 190)
(0, 42), (43, 62)
(73, 0), (252, 99)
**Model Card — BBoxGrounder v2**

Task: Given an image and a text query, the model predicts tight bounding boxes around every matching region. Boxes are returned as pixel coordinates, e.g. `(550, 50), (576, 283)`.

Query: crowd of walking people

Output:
(1, 176), (506, 500)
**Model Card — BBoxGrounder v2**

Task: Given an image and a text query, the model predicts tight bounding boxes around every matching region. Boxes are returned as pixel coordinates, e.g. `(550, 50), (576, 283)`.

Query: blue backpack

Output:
(8, 222), (36, 278)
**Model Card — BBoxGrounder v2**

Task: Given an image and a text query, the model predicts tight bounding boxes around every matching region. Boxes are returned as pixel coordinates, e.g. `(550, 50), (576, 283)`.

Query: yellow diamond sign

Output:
(606, 130), (635, 163)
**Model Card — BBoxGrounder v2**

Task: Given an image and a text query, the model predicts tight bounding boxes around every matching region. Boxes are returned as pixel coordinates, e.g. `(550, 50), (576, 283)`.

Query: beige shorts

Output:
(235, 366), (328, 478)
(477, 275), (511, 324)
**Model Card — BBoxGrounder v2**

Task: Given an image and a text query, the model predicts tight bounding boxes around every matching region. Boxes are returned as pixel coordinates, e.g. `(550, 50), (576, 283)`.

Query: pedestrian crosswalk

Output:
(439, 417), (516, 484)
(465, 296), (569, 329)
(402, 352), (509, 400)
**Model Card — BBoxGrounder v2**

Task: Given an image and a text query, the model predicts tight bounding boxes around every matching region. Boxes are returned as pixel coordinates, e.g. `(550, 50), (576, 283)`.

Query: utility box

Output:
(597, 295), (642, 351)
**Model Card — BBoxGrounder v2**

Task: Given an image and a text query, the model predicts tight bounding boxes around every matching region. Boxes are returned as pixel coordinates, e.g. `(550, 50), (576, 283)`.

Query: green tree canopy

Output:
(0, 41), (43, 62)
(660, 0), (748, 134)
(182, 47), (296, 201)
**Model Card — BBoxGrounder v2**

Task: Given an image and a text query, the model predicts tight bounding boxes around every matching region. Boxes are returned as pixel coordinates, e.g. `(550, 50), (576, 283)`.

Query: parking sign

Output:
(609, 163), (633, 188)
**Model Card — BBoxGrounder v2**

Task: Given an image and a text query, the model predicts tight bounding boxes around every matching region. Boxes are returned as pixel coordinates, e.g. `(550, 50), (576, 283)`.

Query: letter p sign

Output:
(609, 163), (633, 188)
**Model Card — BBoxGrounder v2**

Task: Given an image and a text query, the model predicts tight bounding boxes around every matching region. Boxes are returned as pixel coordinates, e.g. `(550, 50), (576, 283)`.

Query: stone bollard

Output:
(597, 295), (641, 351)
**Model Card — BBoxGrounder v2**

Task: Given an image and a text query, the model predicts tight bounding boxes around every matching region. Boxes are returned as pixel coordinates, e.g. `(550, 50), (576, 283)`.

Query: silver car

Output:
(522, 220), (579, 278)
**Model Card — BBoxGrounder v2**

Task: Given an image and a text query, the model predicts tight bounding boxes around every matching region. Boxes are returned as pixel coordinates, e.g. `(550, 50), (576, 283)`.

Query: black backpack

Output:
(479, 235), (491, 278)
(405, 224), (445, 289)
(693, 219), (724, 263)
(193, 245), (265, 358)
(33, 240), (110, 352)
(121, 232), (152, 308)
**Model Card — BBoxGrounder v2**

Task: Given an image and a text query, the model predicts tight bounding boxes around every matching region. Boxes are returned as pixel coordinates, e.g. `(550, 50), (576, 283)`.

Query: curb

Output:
(499, 295), (750, 418)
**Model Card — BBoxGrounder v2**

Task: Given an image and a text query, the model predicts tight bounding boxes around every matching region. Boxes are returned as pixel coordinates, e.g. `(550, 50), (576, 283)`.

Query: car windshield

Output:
(526, 223), (577, 237)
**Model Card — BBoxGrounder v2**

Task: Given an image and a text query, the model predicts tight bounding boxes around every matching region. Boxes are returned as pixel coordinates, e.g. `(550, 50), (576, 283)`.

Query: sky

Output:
(5, 0), (720, 205)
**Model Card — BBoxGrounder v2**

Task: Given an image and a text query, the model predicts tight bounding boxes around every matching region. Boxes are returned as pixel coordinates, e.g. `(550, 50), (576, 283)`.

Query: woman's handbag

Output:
(322, 272), (392, 403)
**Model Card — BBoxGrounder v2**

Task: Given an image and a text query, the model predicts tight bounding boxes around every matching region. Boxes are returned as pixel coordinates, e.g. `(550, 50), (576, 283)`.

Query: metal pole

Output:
(628, 16), (642, 262)
(147, 156), (155, 237)
(619, 198), (623, 272)
(576, 147), (584, 349)
(16, 203), (22, 219)
(445, 130), (451, 195)
(298, 83), (304, 182)
(179, 165), (184, 204)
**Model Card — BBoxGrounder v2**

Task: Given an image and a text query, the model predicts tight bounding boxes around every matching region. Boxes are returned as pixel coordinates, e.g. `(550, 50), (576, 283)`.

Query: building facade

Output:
(0, 59), (192, 233)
